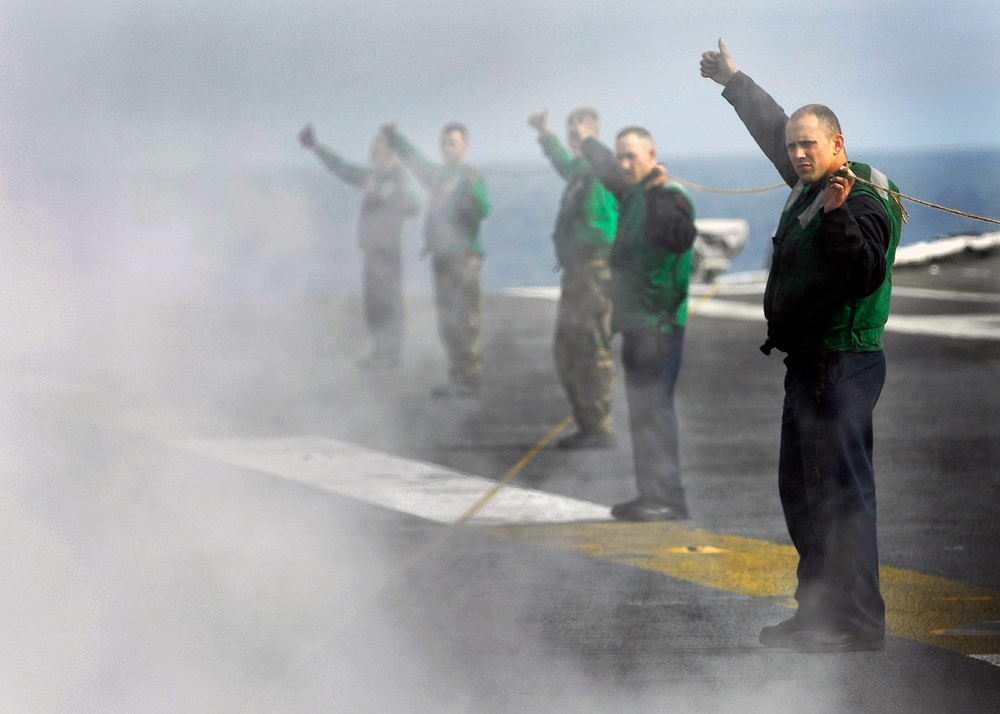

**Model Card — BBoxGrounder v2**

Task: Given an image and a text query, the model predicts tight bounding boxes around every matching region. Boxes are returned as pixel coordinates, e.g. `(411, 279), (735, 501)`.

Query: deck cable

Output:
(384, 284), (724, 586)
(482, 165), (1000, 226)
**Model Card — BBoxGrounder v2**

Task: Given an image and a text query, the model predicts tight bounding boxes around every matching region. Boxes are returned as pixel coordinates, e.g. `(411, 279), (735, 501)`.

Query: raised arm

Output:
(700, 39), (798, 187)
(299, 124), (372, 188)
(380, 122), (439, 188)
(579, 137), (627, 201)
(529, 110), (577, 179)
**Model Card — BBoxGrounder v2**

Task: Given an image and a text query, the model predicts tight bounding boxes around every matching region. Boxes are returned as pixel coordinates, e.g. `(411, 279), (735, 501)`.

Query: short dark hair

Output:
(616, 125), (654, 144)
(441, 122), (469, 140)
(567, 107), (599, 127)
(790, 104), (842, 137)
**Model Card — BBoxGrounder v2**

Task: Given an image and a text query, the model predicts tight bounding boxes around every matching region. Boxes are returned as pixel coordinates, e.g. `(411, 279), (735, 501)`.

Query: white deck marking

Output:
(169, 436), (611, 525)
(971, 654), (1000, 668)
(893, 286), (1000, 303)
(507, 284), (1000, 341)
(691, 299), (1000, 341)
(884, 314), (1000, 340)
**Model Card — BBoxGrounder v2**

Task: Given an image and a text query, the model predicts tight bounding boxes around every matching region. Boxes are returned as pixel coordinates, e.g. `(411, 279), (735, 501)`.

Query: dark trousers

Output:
(780, 350), (886, 637)
(362, 247), (404, 359)
(622, 328), (687, 512)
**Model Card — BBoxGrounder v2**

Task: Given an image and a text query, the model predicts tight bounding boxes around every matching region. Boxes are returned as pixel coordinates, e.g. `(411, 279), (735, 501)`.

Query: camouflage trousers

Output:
(554, 258), (614, 435)
(432, 252), (483, 388)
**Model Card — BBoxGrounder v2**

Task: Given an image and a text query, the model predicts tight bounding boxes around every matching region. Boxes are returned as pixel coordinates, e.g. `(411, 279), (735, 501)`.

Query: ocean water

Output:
(12, 147), (999, 304)
(479, 147), (1000, 288)
(301, 146), (1000, 295)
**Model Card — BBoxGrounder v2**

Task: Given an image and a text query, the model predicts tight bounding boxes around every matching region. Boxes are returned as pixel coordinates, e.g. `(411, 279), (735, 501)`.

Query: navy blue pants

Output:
(622, 328), (687, 513)
(780, 350), (886, 637)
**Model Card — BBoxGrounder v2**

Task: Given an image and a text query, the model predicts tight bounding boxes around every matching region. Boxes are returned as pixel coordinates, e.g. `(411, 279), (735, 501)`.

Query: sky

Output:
(2, 0), (999, 173)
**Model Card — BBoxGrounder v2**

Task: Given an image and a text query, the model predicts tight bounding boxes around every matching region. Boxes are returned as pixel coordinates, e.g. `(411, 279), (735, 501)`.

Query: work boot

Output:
(759, 617), (807, 648)
(610, 497), (688, 522)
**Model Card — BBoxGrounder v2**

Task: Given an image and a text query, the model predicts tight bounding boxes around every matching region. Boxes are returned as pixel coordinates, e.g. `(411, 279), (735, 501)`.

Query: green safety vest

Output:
(610, 179), (695, 334)
(539, 134), (617, 267)
(763, 161), (903, 354)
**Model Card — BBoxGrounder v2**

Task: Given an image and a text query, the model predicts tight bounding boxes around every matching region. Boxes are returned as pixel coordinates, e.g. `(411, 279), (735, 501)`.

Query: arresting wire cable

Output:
(385, 167), (999, 583)
(670, 172), (1000, 227)
(383, 284), (725, 587)
(482, 165), (1000, 227)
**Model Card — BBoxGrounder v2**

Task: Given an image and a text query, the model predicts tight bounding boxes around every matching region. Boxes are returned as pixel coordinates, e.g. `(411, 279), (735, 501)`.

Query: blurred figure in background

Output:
(299, 124), (420, 369)
(528, 108), (618, 449)
(381, 122), (491, 398)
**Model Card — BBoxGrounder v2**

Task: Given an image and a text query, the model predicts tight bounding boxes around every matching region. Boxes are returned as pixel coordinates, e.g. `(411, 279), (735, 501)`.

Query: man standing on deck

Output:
(701, 38), (903, 653)
(575, 122), (697, 522)
(298, 124), (420, 369)
(381, 122), (491, 398)
(528, 108), (618, 449)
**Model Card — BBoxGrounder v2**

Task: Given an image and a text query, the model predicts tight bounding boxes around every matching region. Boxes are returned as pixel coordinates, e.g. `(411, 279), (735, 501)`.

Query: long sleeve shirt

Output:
(538, 133), (617, 266)
(386, 133), (491, 255)
(581, 137), (697, 333)
(312, 144), (420, 252)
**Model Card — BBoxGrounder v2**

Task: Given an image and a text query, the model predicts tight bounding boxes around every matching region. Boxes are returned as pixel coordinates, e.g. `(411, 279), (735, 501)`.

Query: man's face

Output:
(440, 130), (468, 166)
(785, 113), (843, 184)
(616, 132), (657, 185)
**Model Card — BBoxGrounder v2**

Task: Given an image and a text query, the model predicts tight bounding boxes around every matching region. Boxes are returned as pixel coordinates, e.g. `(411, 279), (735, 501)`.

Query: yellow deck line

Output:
(477, 521), (1000, 657)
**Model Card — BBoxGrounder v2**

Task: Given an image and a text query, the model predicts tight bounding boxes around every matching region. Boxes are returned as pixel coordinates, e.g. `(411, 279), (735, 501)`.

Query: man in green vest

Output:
(528, 108), (618, 449)
(298, 125), (420, 369)
(576, 123), (697, 522)
(380, 122), (491, 398)
(701, 39), (903, 653)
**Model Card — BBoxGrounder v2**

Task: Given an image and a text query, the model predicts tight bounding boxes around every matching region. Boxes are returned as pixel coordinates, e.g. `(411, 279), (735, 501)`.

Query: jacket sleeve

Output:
(387, 132), (438, 189)
(313, 144), (372, 188)
(579, 137), (627, 201)
(455, 171), (491, 228)
(645, 187), (697, 253)
(720, 72), (799, 188)
(539, 134), (578, 180)
(585, 180), (618, 243)
(821, 193), (891, 298)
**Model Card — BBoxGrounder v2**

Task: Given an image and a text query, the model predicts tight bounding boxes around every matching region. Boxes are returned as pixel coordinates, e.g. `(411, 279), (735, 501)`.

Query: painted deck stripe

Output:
(482, 521), (1000, 659)
(687, 298), (1000, 341)
(506, 285), (1000, 341)
(507, 283), (1000, 304)
(170, 436), (610, 525)
(171, 435), (1000, 663)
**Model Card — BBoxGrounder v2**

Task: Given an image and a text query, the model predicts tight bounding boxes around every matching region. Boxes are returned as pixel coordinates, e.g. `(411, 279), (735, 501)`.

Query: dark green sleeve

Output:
(456, 172), (490, 226)
(312, 145), (371, 188)
(539, 134), (578, 180)
(585, 180), (618, 243)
